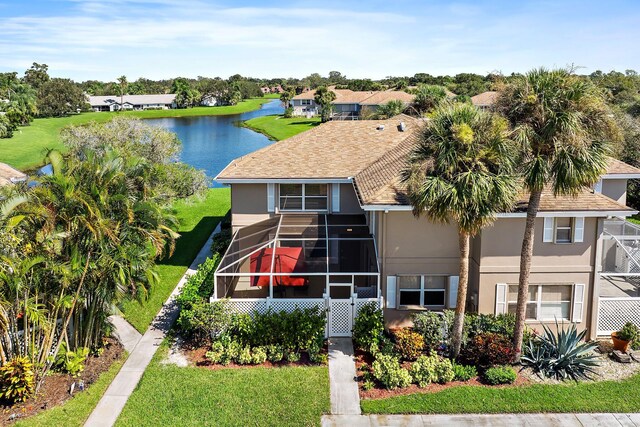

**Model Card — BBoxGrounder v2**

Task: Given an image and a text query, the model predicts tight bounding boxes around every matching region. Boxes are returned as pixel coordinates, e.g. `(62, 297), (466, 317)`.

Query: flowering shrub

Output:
(392, 328), (425, 361)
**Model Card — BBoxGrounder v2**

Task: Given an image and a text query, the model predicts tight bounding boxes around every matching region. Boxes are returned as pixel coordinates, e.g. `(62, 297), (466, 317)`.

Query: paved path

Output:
(108, 315), (141, 354)
(322, 413), (640, 426)
(84, 223), (222, 427)
(328, 338), (361, 415)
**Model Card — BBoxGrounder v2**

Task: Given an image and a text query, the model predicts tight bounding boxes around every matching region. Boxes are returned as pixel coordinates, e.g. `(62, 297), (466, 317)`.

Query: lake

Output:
(145, 99), (283, 187)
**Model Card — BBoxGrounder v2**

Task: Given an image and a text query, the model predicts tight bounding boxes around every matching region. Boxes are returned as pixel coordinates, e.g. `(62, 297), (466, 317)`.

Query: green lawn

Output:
(0, 97), (273, 170)
(120, 188), (230, 333)
(361, 373), (640, 414)
(116, 344), (329, 427)
(243, 115), (321, 141)
(15, 356), (126, 427)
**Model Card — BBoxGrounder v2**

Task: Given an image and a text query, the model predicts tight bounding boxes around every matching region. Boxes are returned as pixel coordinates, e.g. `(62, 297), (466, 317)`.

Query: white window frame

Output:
(278, 183), (328, 212)
(507, 284), (573, 322)
(301, 99), (312, 105)
(554, 217), (573, 244)
(396, 274), (447, 309)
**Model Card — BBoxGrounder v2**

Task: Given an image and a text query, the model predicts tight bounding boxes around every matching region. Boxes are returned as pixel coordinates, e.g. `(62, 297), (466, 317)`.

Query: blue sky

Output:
(0, 0), (638, 81)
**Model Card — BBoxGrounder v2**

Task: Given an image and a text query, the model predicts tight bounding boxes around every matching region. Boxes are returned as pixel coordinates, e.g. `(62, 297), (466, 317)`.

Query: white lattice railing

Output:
(597, 297), (640, 335)
(224, 298), (326, 317)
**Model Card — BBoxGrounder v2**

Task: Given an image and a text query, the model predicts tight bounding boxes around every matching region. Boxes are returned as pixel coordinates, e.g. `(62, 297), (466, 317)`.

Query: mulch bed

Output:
(1, 339), (123, 425)
(354, 349), (529, 400)
(182, 341), (328, 370)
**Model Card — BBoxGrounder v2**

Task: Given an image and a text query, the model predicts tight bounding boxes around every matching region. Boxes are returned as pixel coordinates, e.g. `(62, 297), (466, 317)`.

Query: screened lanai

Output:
(213, 214), (380, 301)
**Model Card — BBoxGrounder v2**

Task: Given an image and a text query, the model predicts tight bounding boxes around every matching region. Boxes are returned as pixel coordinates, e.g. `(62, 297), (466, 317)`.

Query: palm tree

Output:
(117, 75), (128, 111)
(314, 86), (336, 123)
(376, 100), (406, 119)
(403, 102), (518, 357)
(496, 67), (620, 359)
(412, 84), (447, 114)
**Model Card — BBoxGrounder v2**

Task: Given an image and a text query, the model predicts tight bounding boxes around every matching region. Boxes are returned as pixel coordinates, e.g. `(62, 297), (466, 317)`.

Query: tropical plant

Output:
(411, 311), (445, 351)
(392, 328), (425, 361)
(410, 353), (455, 387)
(314, 86), (336, 123)
(483, 366), (517, 385)
(352, 302), (384, 353)
(251, 347), (268, 364)
(616, 322), (640, 342)
(279, 88), (295, 108)
(117, 75), (128, 110)
(375, 99), (406, 119)
(412, 84), (447, 114)
(521, 322), (599, 381)
(53, 342), (90, 377)
(0, 357), (35, 403)
(402, 102), (519, 358)
(371, 354), (412, 389)
(452, 362), (477, 381)
(458, 332), (515, 369)
(496, 67), (620, 359)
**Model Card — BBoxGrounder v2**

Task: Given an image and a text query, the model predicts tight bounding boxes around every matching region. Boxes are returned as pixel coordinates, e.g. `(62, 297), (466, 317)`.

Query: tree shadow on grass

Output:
(287, 120), (321, 127)
(159, 213), (227, 268)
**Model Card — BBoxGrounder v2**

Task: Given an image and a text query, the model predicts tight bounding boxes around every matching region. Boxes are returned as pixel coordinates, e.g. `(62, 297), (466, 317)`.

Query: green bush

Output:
(283, 106), (294, 118)
(205, 341), (225, 364)
(371, 354), (412, 390)
(433, 357), (455, 384)
(176, 256), (219, 311)
(452, 362), (477, 381)
(251, 347), (268, 364)
(0, 357), (35, 404)
(237, 346), (253, 365)
(53, 342), (90, 377)
(285, 351), (301, 363)
(177, 300), (231, 344)
(353, 302), (384, 352)
(226, 340), (242, 363)
(392, 328), (425, 361)
(310, 352), (328, 365)
(409, 354), (438, 387)
(483, 366), (517, 385)
(266, 344), (284, 363)
(467, 313), (516, 340)
(617, 322), (640, 342)
(211, 229), (232, 256)
(412, 311), (444, 351)
(458, 332), (515, 369)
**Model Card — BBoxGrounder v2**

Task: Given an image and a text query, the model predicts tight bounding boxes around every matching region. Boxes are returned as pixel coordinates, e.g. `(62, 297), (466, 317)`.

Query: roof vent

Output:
(398, 121), (406, 132)
(377, 124), (385, 131)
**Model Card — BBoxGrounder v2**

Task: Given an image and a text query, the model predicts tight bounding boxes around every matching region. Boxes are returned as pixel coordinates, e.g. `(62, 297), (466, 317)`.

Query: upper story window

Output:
(397, 275), (446, 308)
(543, 217), (584, 244)
(279, 184), (328, 211)
(300, 99), (312, 105)
(554, 217), (573, 243)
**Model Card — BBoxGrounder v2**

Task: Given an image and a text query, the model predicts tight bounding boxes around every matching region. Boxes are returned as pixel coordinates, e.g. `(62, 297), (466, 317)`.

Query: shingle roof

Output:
(292, 89), (415, 106)
(216, 115), (421, 180)
(0, 162), (27, 186)
(605, 158), (640, 176)
(88, 94), (176, 106)
(471, 91), (498, 107)
(359, 91), (415, 106)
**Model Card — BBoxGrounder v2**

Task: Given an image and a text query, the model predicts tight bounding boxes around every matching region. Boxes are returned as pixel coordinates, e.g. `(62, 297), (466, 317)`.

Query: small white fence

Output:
(220, 296), (381, 337)
(597, 297), (640, 336)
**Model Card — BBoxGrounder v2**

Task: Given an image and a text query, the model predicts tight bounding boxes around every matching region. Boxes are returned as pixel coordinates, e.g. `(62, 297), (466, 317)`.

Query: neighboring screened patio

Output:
(214, 214), (380, 301)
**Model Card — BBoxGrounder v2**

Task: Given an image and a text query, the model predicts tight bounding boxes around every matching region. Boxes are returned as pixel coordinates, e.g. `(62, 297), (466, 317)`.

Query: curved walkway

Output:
(84, 223), (221, 427)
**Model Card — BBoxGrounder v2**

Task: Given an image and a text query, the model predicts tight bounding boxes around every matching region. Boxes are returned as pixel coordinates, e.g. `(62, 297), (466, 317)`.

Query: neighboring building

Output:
(0, 162), (27, 187)
(214, 115), (640, 339)
(88, 94), (177, 111)
(291, 88), (416, 119)
(471, 91), (499, 109)
(261, 85), (284, 94)
(201, 95), (222, 107)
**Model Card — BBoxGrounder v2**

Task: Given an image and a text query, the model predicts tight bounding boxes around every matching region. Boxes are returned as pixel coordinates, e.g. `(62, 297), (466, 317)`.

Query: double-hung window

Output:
(507, 284), (572, 321)
(397, 275), (446, 308)
(554, 217), (573, 243)
(301, 99), (312, 105)
(279, 184), (328, 211)
(543, 217), (584, 243)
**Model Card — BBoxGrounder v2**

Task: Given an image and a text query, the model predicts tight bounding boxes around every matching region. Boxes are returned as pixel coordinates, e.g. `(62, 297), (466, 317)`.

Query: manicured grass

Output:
(120, 188), (230, 333)
(243, 115), (321, 141)
(0, 98), (273, 171)
(361, 373), (640, 414)
(15, 356), (126, 427)
(116, 345), (329, 427)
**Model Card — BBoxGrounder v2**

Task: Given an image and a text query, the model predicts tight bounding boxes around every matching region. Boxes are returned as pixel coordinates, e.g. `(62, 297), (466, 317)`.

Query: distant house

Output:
(261, 85), (284, 94)
(471, 91), (498, 109)
(88, 94), (177, 112)
(291, 88), (416, 119)
(0, 162), (27, 187)
(201, 95), (223, 107)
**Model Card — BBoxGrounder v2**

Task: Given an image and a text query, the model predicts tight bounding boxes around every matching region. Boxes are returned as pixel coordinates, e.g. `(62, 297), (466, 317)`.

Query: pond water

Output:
(145, 99), (283, 187)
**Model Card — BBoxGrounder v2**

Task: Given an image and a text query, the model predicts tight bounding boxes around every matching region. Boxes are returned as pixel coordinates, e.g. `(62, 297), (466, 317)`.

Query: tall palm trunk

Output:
(513, 189), (542, 360)
(451, 230), (470, 358)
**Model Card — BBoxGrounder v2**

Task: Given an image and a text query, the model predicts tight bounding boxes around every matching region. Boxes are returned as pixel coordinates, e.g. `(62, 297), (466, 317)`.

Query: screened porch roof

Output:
(216, 214), (379, 277)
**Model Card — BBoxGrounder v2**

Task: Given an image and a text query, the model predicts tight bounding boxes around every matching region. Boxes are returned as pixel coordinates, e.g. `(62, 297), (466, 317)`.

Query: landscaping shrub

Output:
(353, 302), (384, 353)
(283, 106), (294, 118)
(251, 347), (268, 364)
(177, 300), (231, 344)
(371, 354), (412, 390)
(617, 322), (640, 343)
(467, 313), (515, 340)
(0, 357), (35, 404)
(53, 342), (90, 377)
(176, 255), (219, 311)
(433, 356), (455, 384)
(211, 229), (232, 256)
(266, 344), (284, 363)
(409, 354), (437, 387)
(285, 351), (301, 363)
(226, 340), (242, 363)
(238, 346), (253, 365)
(521, 322), (599, 381)
(458, 332), (515, 368)
(206, 342), (225, 364)
(411, 311), (445, 351)
(309, 352), (328, 365)
(483, 366), (517, 385)
(452, 362), (477, 381)
(392, 329), (425, 361)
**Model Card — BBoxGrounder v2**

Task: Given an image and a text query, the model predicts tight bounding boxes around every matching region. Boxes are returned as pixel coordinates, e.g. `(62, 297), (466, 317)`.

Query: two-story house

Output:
(214, 115), (640, 339)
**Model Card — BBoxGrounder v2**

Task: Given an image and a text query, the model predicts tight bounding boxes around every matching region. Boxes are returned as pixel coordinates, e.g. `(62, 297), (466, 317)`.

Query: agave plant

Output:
(521, 321), (600, 381)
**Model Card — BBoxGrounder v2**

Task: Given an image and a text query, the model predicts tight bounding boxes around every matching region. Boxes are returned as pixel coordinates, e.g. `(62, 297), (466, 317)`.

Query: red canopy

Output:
(250, 247), (307, 287)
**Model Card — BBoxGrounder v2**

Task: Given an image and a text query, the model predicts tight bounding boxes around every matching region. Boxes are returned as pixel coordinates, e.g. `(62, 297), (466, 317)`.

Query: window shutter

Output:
(574, 217), (585, 243)
(447, 276), (459, 309)
(543, 217), (554, 243)
(267, 183), (275, 212)
(572, 283), (585, 323)
(594, 179), (603, 193)
(331, 184), (340, 213)
(495, 283), (507, 315)
(386, 276), (397, 309)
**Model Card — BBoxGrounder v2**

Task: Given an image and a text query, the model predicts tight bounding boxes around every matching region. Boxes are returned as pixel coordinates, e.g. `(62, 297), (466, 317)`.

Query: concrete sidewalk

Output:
(322, 413), (640, 426)
(108, 315), (141, 354)
(328, 338), (361, 415)
(84, 223), (221, 427)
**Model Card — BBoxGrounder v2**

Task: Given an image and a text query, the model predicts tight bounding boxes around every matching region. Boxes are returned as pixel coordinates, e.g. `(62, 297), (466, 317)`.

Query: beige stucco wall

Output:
(231, 184), (271, 230)
(602, 178), (627, 205)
